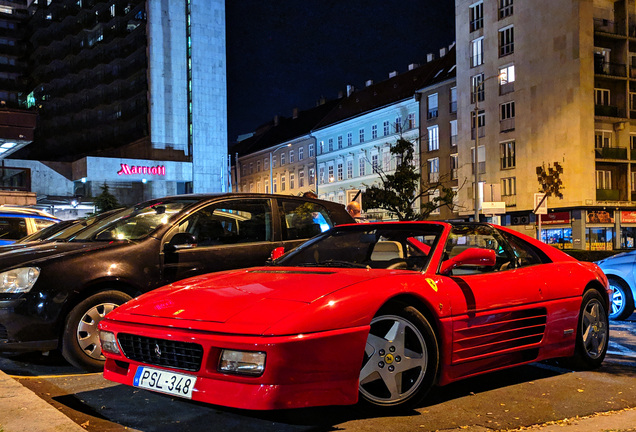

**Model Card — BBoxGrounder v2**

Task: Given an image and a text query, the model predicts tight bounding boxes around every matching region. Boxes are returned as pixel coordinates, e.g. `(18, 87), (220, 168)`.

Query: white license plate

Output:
(133, 366), (197, 399)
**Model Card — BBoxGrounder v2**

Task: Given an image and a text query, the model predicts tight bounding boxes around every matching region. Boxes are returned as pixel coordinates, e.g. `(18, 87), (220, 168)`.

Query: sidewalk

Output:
(0, 369), (85, 432)
(503, 408), (636, 432)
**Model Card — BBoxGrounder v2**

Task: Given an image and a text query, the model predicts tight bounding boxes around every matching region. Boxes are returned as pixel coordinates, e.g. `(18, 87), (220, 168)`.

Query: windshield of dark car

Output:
(274, 224), (444, 271)
(72, 200), (198, 241)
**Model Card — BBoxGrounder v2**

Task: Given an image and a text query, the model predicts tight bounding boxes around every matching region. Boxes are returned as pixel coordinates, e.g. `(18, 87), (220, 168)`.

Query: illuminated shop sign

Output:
(117, 164), (166, 176)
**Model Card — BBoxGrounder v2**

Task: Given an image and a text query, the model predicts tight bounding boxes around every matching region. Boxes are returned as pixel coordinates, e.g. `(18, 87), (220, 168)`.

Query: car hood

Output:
(108, 266), (393, 330)
(0, 241), (122, 269)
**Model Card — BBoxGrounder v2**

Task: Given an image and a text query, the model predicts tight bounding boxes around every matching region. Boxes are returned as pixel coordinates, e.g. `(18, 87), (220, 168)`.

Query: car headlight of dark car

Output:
(0, 267), (41, 293)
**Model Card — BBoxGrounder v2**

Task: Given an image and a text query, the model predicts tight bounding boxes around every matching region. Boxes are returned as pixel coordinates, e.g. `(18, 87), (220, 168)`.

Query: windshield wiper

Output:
(295, 260), (369, 269)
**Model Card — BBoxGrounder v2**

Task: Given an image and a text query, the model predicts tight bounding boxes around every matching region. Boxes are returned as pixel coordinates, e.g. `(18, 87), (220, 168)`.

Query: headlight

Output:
(0, 267), (41, 293)
(99, 330), (121, 355)
(218, 349), (266, 376)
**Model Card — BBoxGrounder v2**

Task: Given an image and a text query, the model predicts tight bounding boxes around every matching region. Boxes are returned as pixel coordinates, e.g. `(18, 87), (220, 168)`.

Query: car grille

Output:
(0, 323), (7, 340)
(117, 334), (204, 372)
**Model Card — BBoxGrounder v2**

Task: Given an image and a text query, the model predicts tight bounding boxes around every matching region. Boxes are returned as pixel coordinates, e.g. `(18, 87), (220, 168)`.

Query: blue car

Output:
(596, 252), (636, 320)
(0, 207), (60, 246)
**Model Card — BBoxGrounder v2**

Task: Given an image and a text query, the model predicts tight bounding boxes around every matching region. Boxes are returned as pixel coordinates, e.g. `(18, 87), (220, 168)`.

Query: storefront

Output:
(539, 211), (573, 249)
(585, 210), (615, 250)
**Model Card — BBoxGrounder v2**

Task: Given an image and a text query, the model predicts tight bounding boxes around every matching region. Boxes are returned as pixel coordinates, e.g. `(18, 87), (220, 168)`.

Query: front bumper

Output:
(0, 296), (60, 353)
(100, 319), (369, 410)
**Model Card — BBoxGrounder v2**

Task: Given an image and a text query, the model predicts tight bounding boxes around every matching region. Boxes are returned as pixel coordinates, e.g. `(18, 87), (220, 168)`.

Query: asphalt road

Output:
(1, 313), (635, 432)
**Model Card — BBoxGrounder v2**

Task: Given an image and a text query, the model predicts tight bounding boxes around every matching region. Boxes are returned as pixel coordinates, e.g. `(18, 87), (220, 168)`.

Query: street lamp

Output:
(269, 143), (291, 194)
(472, 73), (503, 222)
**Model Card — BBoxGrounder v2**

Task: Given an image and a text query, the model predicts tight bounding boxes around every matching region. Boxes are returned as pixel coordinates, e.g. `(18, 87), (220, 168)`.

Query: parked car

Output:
(99, 222), (610, 412)
(595, 251), (636, 320)
(0, 206), (60, 246)
(0, 194), (353, 371)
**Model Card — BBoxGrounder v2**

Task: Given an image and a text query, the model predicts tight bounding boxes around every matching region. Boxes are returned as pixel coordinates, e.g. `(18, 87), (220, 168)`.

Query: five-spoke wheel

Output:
(608, 278), (634, 321)
(569, 289), (609, 370)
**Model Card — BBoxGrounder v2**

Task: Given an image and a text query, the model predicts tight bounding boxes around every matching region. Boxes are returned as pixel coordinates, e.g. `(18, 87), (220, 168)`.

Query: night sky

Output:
(225, 0), (456, 142)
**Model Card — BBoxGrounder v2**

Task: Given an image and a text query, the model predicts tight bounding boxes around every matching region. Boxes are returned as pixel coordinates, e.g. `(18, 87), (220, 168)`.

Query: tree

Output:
(362, 137), (460, 221)
(93, 183), (120, 214)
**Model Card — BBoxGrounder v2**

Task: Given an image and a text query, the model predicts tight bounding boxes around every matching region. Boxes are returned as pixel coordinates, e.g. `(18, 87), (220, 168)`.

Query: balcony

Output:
(595, 61), (627, 77)
(594, 18), (625, 35)
(595, 104), (625, 118)
(595, 146), (627, 159)
(499, 82), (514, 95)
(500, 118), (515, 132)
(471, 162), (486, 175)
(471, 126), (485, 140)
(596, 189), (620, 201)
(503, 195), (516, 207)
(427, 109), (438, 120)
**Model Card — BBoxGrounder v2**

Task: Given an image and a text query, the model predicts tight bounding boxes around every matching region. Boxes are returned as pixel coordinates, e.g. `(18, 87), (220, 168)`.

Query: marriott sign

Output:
(117, 164), (166, 176)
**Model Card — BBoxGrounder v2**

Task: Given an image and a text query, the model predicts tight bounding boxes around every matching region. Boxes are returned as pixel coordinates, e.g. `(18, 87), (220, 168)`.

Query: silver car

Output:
(596, 252), (636, 320)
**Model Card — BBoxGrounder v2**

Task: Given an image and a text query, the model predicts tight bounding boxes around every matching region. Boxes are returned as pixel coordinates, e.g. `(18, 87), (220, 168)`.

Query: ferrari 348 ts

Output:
(99, 222), (610, 411)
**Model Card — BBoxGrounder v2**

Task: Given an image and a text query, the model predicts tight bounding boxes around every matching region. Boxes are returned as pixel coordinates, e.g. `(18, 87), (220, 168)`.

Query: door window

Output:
(172, 199), (272, 247)
(497, 229), (549, 267)
(33, 218), (57, 231)
(0, 217), (28, 240)
(441, 224), (514, 274)
(278, 200), (333, 241)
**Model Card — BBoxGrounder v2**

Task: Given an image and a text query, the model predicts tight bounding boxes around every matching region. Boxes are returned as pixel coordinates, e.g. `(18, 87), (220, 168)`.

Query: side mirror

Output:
(164, 232), (197, 252)
(439, 247), (496, 275)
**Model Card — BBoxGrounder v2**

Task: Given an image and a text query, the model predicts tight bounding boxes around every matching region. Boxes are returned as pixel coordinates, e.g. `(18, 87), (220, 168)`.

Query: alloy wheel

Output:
(77, 302), (118, 360)
(581, 298), (608, 360)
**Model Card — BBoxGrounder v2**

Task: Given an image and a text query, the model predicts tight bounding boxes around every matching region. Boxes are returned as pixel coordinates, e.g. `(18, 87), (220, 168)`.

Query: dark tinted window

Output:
(0, 217), (28, 241)
(174, 199), (272, 247)
(497, 229), (549, 267)
(279, 200), (333, 240)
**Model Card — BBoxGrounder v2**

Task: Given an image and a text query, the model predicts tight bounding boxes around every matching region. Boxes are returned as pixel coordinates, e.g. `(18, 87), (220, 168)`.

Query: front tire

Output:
(358, 303), (438, 412)
(569, 289), (609, 370)
(607, 277), (634, 320)
(62, 290), (132, 372)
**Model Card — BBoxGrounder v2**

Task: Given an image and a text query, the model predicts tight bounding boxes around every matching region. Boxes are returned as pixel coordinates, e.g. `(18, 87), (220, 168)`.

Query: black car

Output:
(0, 194), (353, 371)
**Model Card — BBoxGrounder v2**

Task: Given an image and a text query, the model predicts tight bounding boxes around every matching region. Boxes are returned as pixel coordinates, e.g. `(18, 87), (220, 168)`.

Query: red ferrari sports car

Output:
(99, 222), (610, 411)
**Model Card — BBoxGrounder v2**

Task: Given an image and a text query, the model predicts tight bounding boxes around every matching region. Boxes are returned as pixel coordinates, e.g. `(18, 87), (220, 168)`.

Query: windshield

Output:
(275, 224), (444, 271)
(72, 199), (198, 241)
(16, 220), (76, 243)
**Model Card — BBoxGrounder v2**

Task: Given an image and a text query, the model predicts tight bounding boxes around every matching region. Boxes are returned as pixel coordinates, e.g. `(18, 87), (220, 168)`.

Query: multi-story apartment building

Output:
(2, 0), (227, 210)
(455, 0), (636, 250)
(233, 100), (340, 197)
(418, 53), (459, 221)
(313, 50), (455, 219)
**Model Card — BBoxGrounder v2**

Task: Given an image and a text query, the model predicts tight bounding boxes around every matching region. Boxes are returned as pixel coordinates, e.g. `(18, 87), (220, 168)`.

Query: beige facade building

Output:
(454, 0), (636, 250)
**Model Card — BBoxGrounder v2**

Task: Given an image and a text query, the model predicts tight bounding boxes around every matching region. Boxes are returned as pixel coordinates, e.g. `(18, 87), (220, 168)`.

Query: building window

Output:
(328, 165), (334, 182)
(471, 37), (484, 67)
(372, 154), (379, 172)
(499, 0), (513, 19)
(408, 113), (416, 129)
(281, 153), (286, 166)
(299, 170), (305, 188)
(249, 162), (254, 174)
(428, 157), (439, 183)
(499, 65), (515, 95)
(632, 171), (636, 192)
(309, 168), (315, 185)
(428, 126), (440, 151)
(249, 182), (254, 193)
(429, 190), (441, 215)
(338, 193), (345, 205)
(501, 177), (516, 195)
(337, 163), (343, 181)
(242, 164), (247, 176)
(450, 153), (458, 180)
(449, 87), (457, 113)
(319, 166), (325, 184)
(298, 147), (304, 160)
(359, 157), (366, 176)
(281, 175), (286, 191)
(471, 110), (485, 140)
(347, 160), (353, 178)
(309, 144), (314, 157)
(347, 132), (353, 146)
(383, 121), (390, 136)
(272, 156), (277, 168)
(427, 94), (439, 119)
(265, 179), (270, 194)
(328, 138), (334, 152)
(470, 1), (484, 32)
(338, 135), (343, 149)
(383, 149), (391, 171)
(450, 120), (458, 146)
(631, 135), (636, 150)
(290, 173), (295, 189)
(500, 101), (515, 132)
(596, 170), (612, 189)
(471, 73), (484, 103)
(595, 88), (610, 106)
(472, 145), (486, 174)
(595, 130), (612, 148)
(395, 116), (403, 133)
(499, 26), (514, 57)
(289, 150), (294, 163)
(256, 160), (261, 172)
(372, 124), (378, 139)
(359, 128), (365, 143)
(500, 140), (515, 169)
(273, 178), (278, 193)
(319, 141), (324, 154)
(257, 182), (261, 193)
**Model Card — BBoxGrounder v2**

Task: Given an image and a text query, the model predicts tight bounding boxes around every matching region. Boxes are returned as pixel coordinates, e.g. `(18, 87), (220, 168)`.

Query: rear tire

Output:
(358, 303), (438, 412)
(61, 290), (132, 372)
(568, 289), (609, 370)
(607, 277), (634, 321)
